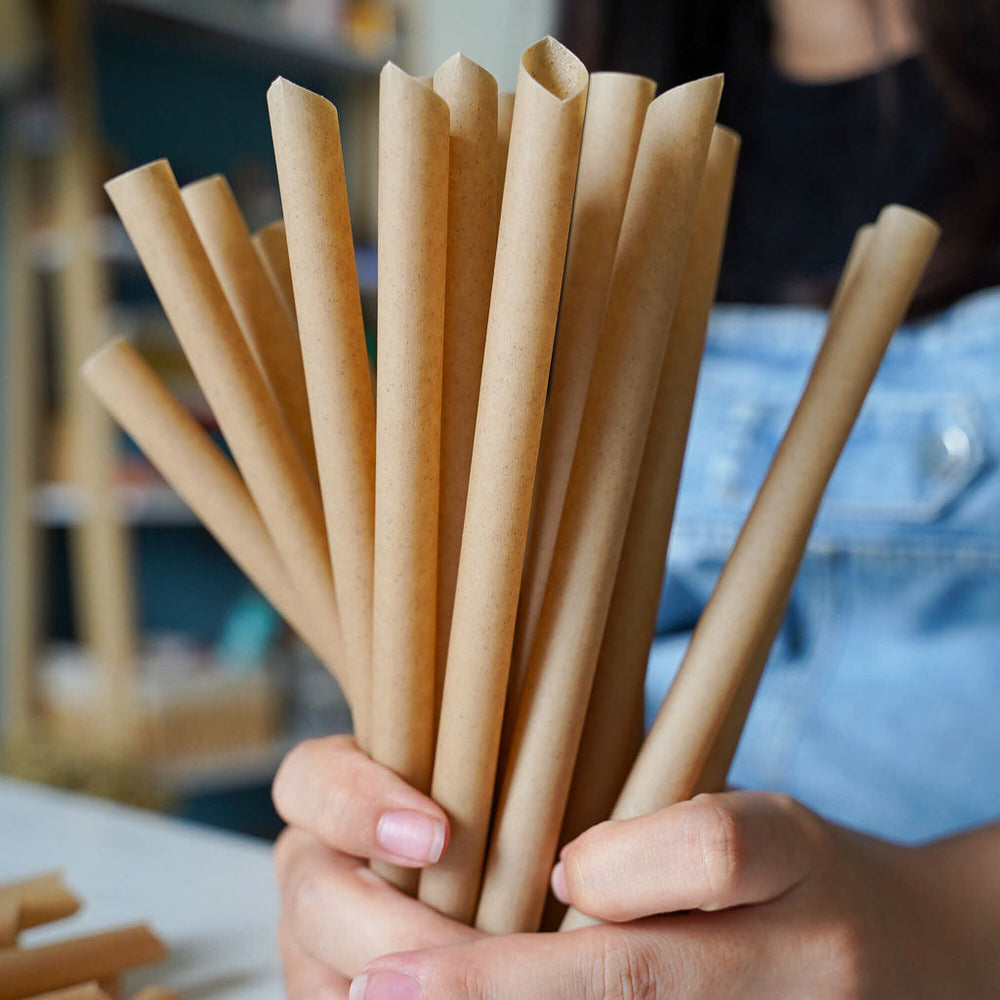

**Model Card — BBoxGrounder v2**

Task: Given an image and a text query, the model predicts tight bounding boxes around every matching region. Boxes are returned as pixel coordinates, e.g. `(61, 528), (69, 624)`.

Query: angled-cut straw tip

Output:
(433, 51), (498, 93)
(104, 157), (174, 198)
(713, 123), (742, 152)
(644, 73), (724, 134)
(268, 75), (338, 119)
(590, 69), (657, 93)
(80, 335), (131, 384)
(520, 36), (588, 103)
(875, 203), (942, 242)
(179, 172), (227, 196)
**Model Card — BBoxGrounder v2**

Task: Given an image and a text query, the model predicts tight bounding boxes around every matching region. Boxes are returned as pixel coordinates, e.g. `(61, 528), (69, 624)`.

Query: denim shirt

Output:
(646, 288), (1000, 844)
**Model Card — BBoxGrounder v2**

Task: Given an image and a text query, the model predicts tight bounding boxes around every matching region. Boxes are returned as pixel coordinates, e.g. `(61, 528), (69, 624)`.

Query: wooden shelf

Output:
(32, 480), (198, 526)
(93, 0), (396, 79)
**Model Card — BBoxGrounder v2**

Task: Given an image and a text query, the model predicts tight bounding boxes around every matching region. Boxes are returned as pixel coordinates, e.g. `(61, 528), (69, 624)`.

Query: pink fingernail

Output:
(350, 971), (420, 1000)
(376, 810), (447, 865)
(551, 860), (570, 904)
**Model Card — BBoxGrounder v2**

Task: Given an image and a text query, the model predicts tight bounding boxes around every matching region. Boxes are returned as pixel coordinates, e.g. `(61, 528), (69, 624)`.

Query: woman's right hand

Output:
(271, 735), (482, 998)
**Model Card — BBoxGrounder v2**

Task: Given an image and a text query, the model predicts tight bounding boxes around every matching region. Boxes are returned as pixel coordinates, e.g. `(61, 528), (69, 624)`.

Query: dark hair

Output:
(558, 0), (1000, 315)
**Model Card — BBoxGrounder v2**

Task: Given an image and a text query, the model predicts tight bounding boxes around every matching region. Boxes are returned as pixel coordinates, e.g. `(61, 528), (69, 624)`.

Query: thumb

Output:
(555, 791), (825, 923)
(348, 921), (697, 1000)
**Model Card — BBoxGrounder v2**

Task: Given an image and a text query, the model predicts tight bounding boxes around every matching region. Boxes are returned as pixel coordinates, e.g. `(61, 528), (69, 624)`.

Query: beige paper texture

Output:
(103, 161), (356, 724)
(429, 54), (499, 724)
(419, 37), (588, 924)
(505, 72), (656, 757)
(476, 75), (723, 936)
(609, 206), (939, 821)
(369, 64), (450, 892)
(180, 174), (318, 483)
(558, 125), (740, 850)
(252, 219), (296, 317)
(690, 222), (875, 798)
(0, 925), (165, 1000)
(496, 90), (515, 214)
(268, 78), (378, 745)
(82, 339), (341, 674)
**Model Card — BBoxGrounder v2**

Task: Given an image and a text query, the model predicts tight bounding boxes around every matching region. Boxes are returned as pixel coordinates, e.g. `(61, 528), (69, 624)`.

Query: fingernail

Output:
(376, 810), (447, 865)
(551, 860), (570, 904)
(350, 971), (420, 1000)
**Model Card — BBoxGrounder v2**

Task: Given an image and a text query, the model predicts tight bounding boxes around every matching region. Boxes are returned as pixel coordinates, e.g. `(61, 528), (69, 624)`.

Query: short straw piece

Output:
(420, 37), (588, 924)
(252, 219), (296, 317)
(477, 74), (724, 936)
(496, 91), (515, 214)
(181, 174), (318, 483)
(268, 78), (378, 745)
(691, 222), (876, 798)
(21, 984), (110, 1000)
(82, 339), (339, 670)
(558, 125), (740, 850)
(371, 63), (450, 892)
(505, 71), (656, 754)
(0, 925), (166, 1000)
(0, 872), (80, 932)
(103, 161), (352, 718)
(558, 206), (939, 933)
(431, 53), (499, 722)
(0, 900), (18, 947)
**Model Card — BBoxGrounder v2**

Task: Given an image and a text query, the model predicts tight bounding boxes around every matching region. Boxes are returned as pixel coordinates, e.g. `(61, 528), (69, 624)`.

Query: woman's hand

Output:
(274, 736), (1000, 998)
(272, 735), (482, 997)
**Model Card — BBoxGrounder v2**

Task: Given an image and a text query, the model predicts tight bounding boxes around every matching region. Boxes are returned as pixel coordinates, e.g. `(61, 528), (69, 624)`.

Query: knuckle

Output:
(585, 931), (660, 1000)
(689, 795), (746, 903)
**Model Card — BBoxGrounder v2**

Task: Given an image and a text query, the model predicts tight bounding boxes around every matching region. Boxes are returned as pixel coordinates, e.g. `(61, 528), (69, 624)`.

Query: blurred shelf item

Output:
(92, 0), (397, 77)
(31, 480), (198, 526)
(30, 214), (140, 273)
(150, 736), (299, 795)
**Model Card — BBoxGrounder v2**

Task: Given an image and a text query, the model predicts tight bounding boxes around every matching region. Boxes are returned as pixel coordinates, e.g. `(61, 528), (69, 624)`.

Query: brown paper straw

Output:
(180, 174), (318, 483)
(613, 206), (939, 813)
(103, 162), (355, 723)
(0, 872), (80, 932)
(496, 91), (515, 213)
(22, 985), (110, 1000)
(561, 207), (938, 931)
(132, 988), (182, 1000)
(477, 75), (723, 936)
(690, 222), (876, 798)
(431, 53), (499, 722)
(0, 900), (17, 947)
(370, 63), (450, 893)
(268, 78), (377, 744)
(82, 339), (340, 671)
(252, 219), (296, 317)
(558, 125), (740, 850)
(505, 72), (656, 751)
(0, 925), (165, 1000)
(418, 37), (588, 924)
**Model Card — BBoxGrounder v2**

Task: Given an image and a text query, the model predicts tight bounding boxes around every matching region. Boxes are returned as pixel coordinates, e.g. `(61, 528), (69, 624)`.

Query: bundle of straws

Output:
(82, 36), (939, 935)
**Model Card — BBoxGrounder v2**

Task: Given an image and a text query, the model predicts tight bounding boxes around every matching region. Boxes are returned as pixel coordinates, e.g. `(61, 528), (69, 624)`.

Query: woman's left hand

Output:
(348, 791), (993, 999)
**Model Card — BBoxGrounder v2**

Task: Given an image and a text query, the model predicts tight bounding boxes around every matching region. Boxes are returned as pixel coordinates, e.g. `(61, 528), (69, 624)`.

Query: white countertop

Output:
(0, 776), (284, 998)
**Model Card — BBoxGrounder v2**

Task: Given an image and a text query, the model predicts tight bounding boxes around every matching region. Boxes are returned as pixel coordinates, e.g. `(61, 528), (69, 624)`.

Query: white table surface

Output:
(0, 776), (284, 998)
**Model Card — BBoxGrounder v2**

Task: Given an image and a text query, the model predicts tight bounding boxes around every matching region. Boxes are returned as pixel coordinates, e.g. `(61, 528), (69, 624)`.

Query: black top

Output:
(716, 56), (949, 305)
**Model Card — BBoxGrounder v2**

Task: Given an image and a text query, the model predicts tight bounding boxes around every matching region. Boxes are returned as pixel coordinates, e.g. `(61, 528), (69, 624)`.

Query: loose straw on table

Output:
(476, 74), (723, 937)
(103, 162), (355, 726)
(181, 174), (317, 483)
(558, 125), (741, 850)
(505, 71), (656, 756)
(690, 221), (876, 798)
(21, 984), (110, 1000)
(0, 900), (17, 947)
(371, 63), (450, 893)
(82, 339), (339, 669)
(0, 925), (165, 1000)
(562, 205), (939, 930)
(252, 219), (296, 317)
(0, 871), (80, 933)
(418, 37), (588, 925)
(268, 78), (378, 745)
(431, 54), (499, 724)
(496, 91), (515, 214)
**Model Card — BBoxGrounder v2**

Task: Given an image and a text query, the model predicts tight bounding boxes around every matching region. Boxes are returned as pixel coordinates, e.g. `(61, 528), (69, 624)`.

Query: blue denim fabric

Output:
(646, 287), (1000, 844)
